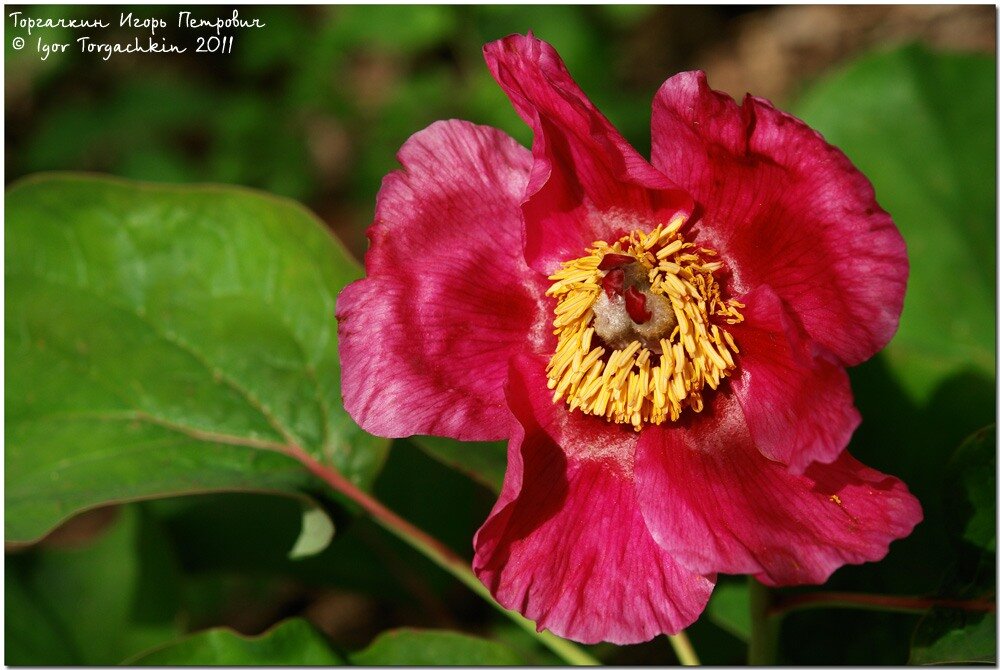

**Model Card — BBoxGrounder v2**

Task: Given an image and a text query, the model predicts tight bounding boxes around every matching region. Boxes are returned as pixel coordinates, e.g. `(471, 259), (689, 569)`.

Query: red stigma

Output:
(624, 286), (652, 324)
(598, 253), (635, 271)
(602, 268), (625, 298)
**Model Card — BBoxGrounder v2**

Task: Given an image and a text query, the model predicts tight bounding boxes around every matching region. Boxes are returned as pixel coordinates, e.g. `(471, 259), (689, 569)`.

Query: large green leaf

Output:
(350, 628), (525, 665)
(5, 174), (389, 542)
(128, 618), (344, 665)
(793, 45), (996, 401)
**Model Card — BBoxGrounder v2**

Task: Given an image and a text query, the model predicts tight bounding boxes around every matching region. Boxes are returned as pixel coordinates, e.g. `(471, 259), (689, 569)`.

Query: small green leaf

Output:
(707, 580), (752, 642)
(410, 435), (507, 494)
(287, 503), (336, 560)
(911, 610), (996, 664)
(128, 618), (343, 665)
(5, 174), (389, 542)
(910, 543), (996, 665)
(793, 46), (996, 401)
(946, 426), (996, 552)
(351, 628), (526, 665)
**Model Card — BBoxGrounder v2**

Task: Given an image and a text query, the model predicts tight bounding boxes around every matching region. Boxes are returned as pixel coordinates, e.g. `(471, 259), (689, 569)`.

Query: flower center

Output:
(545, 216), (744, 429)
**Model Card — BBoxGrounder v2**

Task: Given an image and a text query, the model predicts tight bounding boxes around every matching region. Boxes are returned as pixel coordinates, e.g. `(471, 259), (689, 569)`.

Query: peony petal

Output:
(473, 354), (714, 644)
(651, 71), (908, 366)
(635, 393), (922, 585)
(337, 120), (549, 441)
(729, 285), (861, 473)
(484, 34), (692, 275)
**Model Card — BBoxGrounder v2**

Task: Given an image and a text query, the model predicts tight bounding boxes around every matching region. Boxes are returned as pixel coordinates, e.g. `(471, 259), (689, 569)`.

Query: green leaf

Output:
(6, 506), (182, 664)
(910, 540), (996, 665)
(911, 610), (996, 665)
(5, 174), (389, 542)
(410, 435), (507, 494)
(5, 564), (80, 664)
(287, 502), (336, 560)
(707, 579), (751, 642)
(350, 628), (526, 665)
(128, 618), (344, 665)
(946, 426), (997, 552)
(793, 45), (996, 401)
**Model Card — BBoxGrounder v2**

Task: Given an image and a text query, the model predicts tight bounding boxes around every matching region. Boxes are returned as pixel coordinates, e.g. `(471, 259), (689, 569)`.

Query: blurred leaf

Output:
(5, 174), (389, 542)
(233, 7), (310, 76)
(25, 78), (216, 176)
(288, 500), (336, 560)
(129, 618), (343, 665)
(596, 5), (656, 28)
(4, 5), (86, 87)
(5, 564), (79, 664)
(911, 610), (996, 665)
(351, 628), (525, 665)
(945, 426), (996, 552)
(793, 45), (996, 401)
(6, 506), (182, 664)
(409, 435), (507, 494)
(707, 580), (751, 642)
(331, 6), (458, 55)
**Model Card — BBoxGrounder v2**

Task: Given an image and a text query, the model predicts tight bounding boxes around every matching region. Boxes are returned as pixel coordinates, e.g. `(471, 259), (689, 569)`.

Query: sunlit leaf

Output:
(5, 174), (389, 542)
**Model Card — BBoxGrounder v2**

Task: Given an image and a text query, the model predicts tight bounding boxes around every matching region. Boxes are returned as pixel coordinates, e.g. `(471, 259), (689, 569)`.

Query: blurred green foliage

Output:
(6, 5), (665, 258)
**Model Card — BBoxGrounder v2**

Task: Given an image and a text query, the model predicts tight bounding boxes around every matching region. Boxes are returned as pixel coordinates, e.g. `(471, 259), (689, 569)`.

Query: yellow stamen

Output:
(545, 221), (744, 429)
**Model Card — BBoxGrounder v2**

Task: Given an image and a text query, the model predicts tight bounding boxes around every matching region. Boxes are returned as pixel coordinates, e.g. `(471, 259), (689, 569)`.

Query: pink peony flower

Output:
(336, 34), (922, 644)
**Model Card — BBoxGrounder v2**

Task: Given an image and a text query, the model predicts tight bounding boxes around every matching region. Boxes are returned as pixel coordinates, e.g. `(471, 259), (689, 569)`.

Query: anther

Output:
(545, 221), (743, 428)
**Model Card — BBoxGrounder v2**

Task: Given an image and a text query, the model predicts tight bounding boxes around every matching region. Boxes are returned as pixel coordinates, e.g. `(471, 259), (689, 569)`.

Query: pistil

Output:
(545, 217), (744, 428)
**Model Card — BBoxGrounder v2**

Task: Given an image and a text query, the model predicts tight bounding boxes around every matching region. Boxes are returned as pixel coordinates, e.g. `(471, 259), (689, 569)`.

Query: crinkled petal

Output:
(473, 354), (714, 644)
(729, 285), (861, 473)
(651, 71), (908, 365)
(484, 34), (692, 275)
(337, 120), (549, 441)
(635, 393), (922, 585)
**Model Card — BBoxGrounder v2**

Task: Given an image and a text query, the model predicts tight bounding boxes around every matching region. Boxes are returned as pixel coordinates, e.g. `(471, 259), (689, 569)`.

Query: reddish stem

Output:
(286, 445), (467, 570)
(284, 445), (601, 666)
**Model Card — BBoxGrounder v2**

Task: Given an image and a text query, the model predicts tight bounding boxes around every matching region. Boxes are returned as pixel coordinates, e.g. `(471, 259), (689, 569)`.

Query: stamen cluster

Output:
(545, 216), (744, 428)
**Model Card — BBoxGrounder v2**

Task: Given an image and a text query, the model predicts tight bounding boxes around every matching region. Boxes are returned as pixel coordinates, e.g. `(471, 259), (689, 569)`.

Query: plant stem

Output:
(289, 446), (601, 666)
(668, 631), (700, 665)
(748, 579), (779, 665)
(769, 591), (997, 617)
